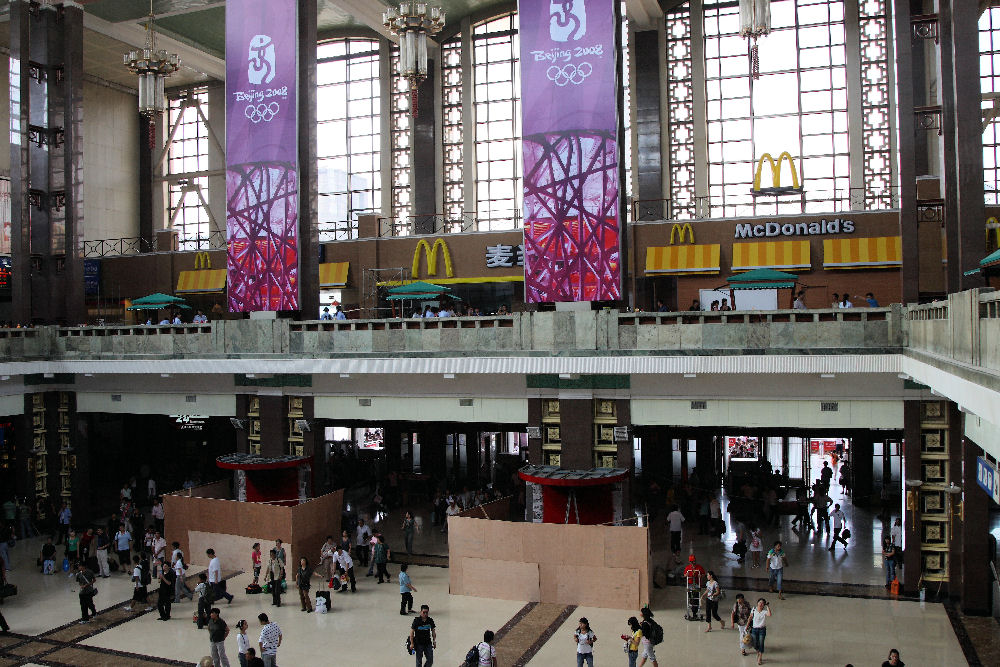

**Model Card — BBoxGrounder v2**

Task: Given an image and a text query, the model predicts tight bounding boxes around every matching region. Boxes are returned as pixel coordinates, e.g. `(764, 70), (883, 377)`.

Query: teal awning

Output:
(728, 268), (799, 283)
(386, 281), (451, 295)
(980, 248), (1000, 268)
(729, 282), (795, 290)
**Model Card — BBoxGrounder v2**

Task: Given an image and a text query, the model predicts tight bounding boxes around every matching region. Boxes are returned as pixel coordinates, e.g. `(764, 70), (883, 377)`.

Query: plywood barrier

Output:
(164, 489), (344, 574)
(448, 517), (650, 610)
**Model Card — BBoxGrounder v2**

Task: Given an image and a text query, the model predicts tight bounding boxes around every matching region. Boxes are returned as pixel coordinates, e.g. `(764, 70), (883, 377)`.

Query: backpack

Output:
(464, 645), (480, 666)
(647, 619), (664, 645)
(140, 562), (151, 586)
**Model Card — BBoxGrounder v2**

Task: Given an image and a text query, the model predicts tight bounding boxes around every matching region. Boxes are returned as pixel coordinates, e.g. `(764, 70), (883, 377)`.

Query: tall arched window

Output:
(981, 5), (1000, 206)
(473, 13), (522, 230)
(166, 87), (211, 245)
(317, 39), (381, 240)
(703, 0), (849, 217)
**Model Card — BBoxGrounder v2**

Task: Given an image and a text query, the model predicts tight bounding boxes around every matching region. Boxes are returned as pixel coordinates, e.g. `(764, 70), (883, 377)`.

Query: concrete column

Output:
(559, 399), (594, 470)
(633, 30), (663, 215)
(892, 0), (919, 303)
(258, 395), (285, 458)
(297, 0), (319, 318)
(615, 399), (633, 502)
(947, 403), (963, 592)
(413, 62), (437, 224)
(527, 398), (542, 465)
(960, 437), (990, 614)
(138, 115), (154, 246)
(902, 400), (921, 593)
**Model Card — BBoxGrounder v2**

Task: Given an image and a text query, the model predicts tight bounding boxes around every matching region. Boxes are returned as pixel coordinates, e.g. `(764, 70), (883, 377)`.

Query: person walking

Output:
(354, 518), (371, 568)
(749, 526), (763, 568)
(94, 527), (111, 577)
(332, 544), (356, 593)
(402, 511), (416, 554)
(173, 549), (194, 602)
(410, 604), (436, 667)
(56, 502), (71, 545)
(113, 524), (132, 575)
(257, 613), (282, 667)
(750, 598), (772, 665)
(730, 593), (753, 656)
(637, 608), (657, 667)
(319, 536), (336, 582)
(476, 630), (497, 667)
(703, 570), (724, 631)
(573, 617), (597, 667)
(208, 607), (232, 667)
(665, 505), (685, 552)
(156, 557), (176, 621)
(829, 503), (849, 550)
(127, 555), (148, 612)
(882, 537), (899, 589)
(622, 617), (641, 667)
(206, 549), (234, 604)
(235, 619), (251, 667)
(295, 557), (313, 612)
(265, 549), (284, 607)
(74, 561), (98, 624)
(373, 535), (390, 584)
(766, 541), (787, 600)
(399, 563), (417, 615)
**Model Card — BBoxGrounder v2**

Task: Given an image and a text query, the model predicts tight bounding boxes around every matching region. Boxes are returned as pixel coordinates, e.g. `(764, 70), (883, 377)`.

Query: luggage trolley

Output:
(683, 569), (703, 621)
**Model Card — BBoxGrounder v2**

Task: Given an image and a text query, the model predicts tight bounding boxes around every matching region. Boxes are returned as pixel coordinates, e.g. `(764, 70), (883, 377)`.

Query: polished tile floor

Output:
(1, 531), (977, 667)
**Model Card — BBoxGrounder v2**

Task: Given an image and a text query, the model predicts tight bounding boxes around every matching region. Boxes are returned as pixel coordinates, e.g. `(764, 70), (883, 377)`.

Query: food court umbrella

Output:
(386, 281), (451, 296)
(130, 292), (188, 305)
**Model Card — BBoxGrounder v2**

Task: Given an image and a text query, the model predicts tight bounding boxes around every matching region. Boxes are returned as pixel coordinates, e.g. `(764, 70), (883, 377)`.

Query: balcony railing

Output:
(83, 231), (225, 257)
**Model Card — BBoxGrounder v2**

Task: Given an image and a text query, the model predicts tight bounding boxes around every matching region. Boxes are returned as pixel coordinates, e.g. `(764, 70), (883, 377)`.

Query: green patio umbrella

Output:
(130, 292), (187, 305)
(386, 281), (451, 296)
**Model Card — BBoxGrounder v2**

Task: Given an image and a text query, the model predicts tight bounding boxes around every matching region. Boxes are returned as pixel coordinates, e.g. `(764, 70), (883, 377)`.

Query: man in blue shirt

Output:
(114, 524), (132, 575)
(399, 563), (417, 615)
(865, 292), (879, 307)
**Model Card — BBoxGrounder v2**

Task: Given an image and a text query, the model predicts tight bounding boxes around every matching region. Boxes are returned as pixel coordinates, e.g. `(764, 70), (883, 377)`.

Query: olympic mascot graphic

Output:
(549, 0), (587, 42)
(248, 34), (276, 85)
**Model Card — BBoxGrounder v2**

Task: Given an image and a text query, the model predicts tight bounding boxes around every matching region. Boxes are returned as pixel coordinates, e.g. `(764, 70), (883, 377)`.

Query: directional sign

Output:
(976, 456), (1000, 504)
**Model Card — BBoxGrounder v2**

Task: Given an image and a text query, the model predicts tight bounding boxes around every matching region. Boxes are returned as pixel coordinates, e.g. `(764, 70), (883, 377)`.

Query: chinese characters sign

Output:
(518, 0), (621, 302)
(486, 244), (525, 268)
(225, 0), (299, 312)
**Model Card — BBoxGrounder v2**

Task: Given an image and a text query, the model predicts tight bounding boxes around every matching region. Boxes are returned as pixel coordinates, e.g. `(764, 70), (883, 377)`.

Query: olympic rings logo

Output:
(545, 62), (593, 86)
(244, 102), (280, 123)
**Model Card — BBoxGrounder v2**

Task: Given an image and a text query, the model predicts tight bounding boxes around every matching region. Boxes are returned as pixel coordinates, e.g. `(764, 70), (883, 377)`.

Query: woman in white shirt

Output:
(235, 619), (250, 667)
(749, 598), (772, 665)
(749, 526), (763, 568)
(703, 570), (724, 631)
(572, 617), (597, 667)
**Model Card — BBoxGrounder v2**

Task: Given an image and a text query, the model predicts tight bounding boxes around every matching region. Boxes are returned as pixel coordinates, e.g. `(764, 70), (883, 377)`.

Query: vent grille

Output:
(820, 402), (839, 412)
(690, 400), (707, 410)
(358, 398), (372, 407)
(185, 395), (197, 403)
(111, 394), (122, 402)
(459, 398), (473, 407)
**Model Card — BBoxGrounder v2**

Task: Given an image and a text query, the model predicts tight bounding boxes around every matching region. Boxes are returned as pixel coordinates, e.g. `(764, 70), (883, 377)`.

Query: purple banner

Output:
(519, 0), (621, 302)
(226, 0), (299, 312)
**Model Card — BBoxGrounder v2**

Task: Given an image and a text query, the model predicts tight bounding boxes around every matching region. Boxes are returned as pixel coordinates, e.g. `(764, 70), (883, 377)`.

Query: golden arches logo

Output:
(669, 223), (694, 245)
(194, 251), (211, 270)
(412, 238), (454, 278)
(752, 152), (802, 194)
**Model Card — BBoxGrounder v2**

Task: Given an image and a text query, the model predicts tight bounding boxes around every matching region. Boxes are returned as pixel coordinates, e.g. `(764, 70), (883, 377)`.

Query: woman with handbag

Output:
(750, 598), (772, 665)
(295, 557), (313, 613)
(265, 548), (284, 607)
(730, 593), (752, 656)
(702, 570), (724, 631)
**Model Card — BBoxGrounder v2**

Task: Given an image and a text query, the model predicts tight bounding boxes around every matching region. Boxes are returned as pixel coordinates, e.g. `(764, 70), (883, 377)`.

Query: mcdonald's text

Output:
(734, 218), (855, 239)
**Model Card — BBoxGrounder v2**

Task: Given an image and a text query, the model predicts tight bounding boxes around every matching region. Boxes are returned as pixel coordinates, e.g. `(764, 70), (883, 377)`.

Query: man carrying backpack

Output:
(464, 629), (496, 667)
(638, 607), (662, 667)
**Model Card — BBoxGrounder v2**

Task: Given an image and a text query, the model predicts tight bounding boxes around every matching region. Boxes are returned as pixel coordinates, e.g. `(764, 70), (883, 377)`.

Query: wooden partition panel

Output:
(449, 517), (650, 610)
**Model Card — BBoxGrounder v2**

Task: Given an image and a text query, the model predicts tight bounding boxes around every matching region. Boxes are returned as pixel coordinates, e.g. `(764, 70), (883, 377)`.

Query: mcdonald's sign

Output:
(412, 238), (454, 278)
(751, 152), (803, 196)
(669, 223), (695, 245)
(194, 251), (212, 270)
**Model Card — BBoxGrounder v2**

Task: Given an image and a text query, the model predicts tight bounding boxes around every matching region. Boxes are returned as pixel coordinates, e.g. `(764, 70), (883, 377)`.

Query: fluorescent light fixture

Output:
(443, 373), (456, 379)
(820, 373), (835, 378)
(160, 373), (170, 378)
(43, 372), (54, 379)
(83, 373), (93, 377)
(683, 373), (697, 378)
(0, 376), (9, 381)
(245, 373), (256, 379)
(897, 373), (910, 380)
(340, 373), (351, 378)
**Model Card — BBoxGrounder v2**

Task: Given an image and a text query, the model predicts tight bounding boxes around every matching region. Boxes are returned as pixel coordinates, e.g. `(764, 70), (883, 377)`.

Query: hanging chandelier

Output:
(123, 0), (180, 115)
(739, 0), (771, 80)
(383, 2), (446, 116)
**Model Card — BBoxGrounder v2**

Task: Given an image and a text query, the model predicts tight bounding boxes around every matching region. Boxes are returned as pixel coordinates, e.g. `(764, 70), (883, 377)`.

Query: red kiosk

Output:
(518, 465), (629, 525)
(216, 453), (312, 505)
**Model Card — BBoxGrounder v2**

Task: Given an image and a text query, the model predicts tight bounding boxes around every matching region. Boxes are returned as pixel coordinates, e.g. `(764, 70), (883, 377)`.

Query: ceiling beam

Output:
(82, 11), (225, 81)
(150, 0), (226, 21)
(626, 0), (665, 30)
(328, 0), (398, 41)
